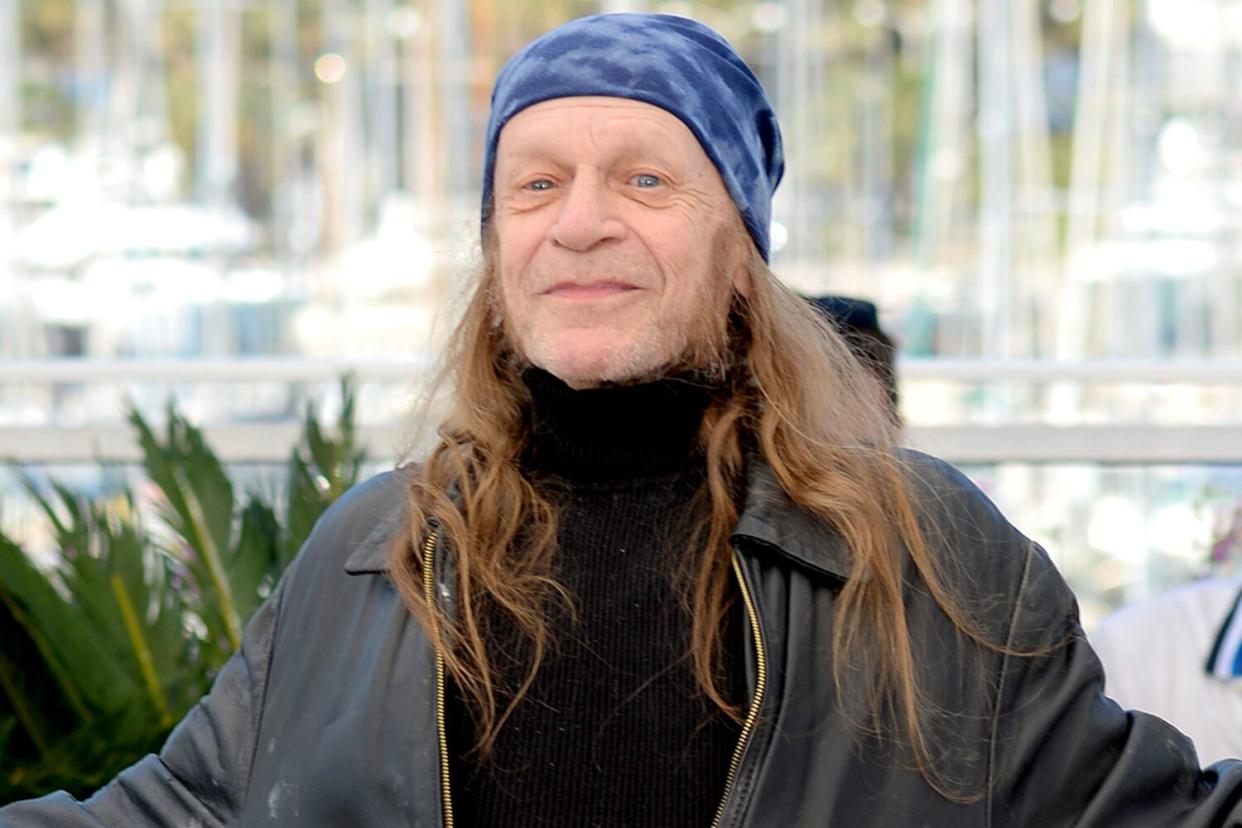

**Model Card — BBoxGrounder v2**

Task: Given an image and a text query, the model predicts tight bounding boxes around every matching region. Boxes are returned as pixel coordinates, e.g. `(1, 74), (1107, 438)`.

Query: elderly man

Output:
(4, 13), (1242, 827)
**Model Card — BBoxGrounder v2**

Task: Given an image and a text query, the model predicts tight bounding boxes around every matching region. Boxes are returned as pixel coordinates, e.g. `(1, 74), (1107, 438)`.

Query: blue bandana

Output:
(481, 13), (785, 261)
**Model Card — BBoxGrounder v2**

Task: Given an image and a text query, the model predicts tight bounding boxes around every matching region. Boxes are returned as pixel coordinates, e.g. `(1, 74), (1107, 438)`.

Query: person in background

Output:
(809, 295), (899, 421)
(6, 12), (1242, 827)
(1092, 508), (1242, 764)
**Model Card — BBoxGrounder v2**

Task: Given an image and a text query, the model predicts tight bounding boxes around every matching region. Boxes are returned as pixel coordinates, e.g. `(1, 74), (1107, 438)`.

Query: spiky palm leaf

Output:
(128, 404), (243, 655)
(0, 481), (198, 798)
(0, 554), (79, 771)
(0, 376), (365, 802)
(285, 376), (366, 563)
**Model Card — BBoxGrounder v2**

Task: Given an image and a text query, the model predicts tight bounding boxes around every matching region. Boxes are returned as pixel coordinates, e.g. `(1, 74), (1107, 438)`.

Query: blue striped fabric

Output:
(480, 13), (785, 260)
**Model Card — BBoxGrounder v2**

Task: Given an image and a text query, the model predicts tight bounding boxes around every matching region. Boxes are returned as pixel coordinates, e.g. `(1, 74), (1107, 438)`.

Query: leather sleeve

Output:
(0, 574), (287, 827)
(988, 541), (1242, 827)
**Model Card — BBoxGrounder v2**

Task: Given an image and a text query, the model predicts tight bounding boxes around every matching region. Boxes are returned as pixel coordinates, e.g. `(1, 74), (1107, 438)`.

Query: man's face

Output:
(491, 96), (747, 388)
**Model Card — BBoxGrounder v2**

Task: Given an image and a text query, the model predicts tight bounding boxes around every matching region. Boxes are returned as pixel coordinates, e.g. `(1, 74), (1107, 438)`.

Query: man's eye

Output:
(525, 179), (554, 192)
(632, 173), (662, 188)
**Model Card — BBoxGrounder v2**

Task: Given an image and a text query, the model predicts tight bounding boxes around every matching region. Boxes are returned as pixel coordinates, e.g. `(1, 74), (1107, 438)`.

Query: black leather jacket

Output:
(4, 452), (1242, 826)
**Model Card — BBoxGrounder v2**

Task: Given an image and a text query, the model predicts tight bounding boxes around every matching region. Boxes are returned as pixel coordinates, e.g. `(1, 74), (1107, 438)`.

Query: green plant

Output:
(0, 377), (365, 802)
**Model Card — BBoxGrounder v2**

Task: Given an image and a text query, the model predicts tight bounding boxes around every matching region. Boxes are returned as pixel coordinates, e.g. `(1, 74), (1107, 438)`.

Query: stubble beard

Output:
(493, 256), (738, 388)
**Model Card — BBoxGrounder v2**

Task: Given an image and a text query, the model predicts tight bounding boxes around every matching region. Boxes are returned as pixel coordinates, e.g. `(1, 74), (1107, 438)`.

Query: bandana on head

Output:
(481, 13), (785, 261)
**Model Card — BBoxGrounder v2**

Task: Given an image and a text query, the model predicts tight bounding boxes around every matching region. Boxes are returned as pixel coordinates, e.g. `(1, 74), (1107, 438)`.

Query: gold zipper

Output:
(711, 552), (768, 828)
(422, 527), (455, 828)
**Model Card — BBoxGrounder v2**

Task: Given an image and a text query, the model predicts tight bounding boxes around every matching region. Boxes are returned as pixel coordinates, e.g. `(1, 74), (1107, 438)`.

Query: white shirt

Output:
(1090, 578), (1242, 765)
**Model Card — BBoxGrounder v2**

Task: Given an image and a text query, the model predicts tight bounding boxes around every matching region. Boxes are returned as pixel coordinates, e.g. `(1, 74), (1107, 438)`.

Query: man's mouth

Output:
(542, 281), (641, 299)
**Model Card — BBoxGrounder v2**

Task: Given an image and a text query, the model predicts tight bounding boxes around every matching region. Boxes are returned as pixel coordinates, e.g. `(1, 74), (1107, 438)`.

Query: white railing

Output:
(2, 358), (1241, 464)
(898, 358), (1242, 383)
(5, 422), (1238, 464)
(5, 356), (1242, 383)
(0, 356), (437, 383)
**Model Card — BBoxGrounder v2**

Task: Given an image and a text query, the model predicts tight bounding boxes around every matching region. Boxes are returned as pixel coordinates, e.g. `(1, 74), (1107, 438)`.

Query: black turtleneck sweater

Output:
(447, 369), (744, 828)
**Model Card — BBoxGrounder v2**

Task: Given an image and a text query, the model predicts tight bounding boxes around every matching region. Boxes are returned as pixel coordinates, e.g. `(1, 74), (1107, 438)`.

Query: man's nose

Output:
(550, 172), (625, 251)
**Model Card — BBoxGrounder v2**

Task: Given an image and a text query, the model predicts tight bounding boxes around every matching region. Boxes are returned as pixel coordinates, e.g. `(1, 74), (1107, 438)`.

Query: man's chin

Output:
(525, 345), (661, 390)
(530, 351), (728, 391)
(513, 330), (729, 389)
(532, 358), (644, 390)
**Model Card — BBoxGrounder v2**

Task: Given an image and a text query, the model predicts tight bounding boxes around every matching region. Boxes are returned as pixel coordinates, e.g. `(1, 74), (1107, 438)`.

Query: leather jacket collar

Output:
(342, 461), (852, 582)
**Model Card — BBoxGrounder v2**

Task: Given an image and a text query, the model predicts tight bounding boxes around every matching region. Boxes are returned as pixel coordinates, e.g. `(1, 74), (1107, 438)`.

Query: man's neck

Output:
(520, 367), (716, 481)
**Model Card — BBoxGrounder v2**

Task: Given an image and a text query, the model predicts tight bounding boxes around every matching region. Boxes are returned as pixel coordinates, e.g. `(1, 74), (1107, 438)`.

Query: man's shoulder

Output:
(894, 448), (1041, 569)
(894, 448), (1008, 527)
(291, 468), (413, 577)
(334, 468), (411, 519)
(739, 449), (1035, 587)
(891, 449), (1075, 638)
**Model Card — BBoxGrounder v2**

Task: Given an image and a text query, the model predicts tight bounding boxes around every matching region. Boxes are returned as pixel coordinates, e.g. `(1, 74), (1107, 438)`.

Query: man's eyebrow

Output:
(609, 142), (683, 167)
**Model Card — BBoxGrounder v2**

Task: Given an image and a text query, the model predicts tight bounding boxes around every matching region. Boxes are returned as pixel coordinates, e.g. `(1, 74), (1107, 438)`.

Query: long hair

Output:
(390, 226), (993, 798)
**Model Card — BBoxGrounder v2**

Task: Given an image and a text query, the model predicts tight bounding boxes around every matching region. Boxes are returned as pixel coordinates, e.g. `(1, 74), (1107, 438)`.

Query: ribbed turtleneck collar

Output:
(521, 368), (714, 482)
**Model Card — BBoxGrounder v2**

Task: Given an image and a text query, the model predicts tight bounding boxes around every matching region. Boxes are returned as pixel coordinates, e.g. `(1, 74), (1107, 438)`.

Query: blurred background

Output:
(1, 0), (1241, 624)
